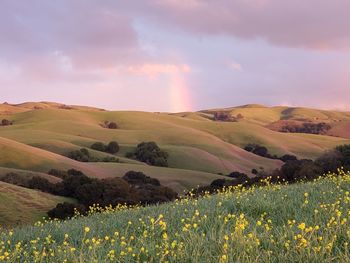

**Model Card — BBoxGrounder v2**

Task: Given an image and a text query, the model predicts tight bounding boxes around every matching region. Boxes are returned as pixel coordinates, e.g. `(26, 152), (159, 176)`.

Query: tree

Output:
(129, 142), (169, 167)
(244, 144), (271, 158)
(27, 176), (55, 193)
(1, 119), (12, 126)
(48, 169), (68, 179)
(91, 142), (107, 152)
(279, 154), (298, 162)
(47, 202), (85, 220)
(227, 171), (249, 183)
(67, 148), (91, 162)
(106, 141), (119, 154)
(315, 151), (342, 173)
(108, 122), (118, 129)
(335, 144), (350, 170)
(75, 180), (105, 206)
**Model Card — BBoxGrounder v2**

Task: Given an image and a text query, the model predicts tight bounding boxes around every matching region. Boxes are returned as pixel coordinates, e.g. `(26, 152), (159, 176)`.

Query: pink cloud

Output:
(123, 63), (191, 78)
(137, 0), (350, 50)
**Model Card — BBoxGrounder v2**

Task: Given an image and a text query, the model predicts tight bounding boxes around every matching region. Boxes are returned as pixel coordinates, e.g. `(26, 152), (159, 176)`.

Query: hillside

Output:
(0, 102), (349, 191)
(1, 170), (350, 262)
(0, 181), (73, 227)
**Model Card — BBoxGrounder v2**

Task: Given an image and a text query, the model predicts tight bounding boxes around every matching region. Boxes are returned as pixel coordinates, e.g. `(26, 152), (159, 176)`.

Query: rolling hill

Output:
(0, 101), (350, 226)
(0, 181), (73, 227)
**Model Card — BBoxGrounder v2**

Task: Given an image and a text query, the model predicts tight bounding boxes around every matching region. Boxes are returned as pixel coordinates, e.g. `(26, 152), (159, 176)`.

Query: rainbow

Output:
(169, 74), (193, 113)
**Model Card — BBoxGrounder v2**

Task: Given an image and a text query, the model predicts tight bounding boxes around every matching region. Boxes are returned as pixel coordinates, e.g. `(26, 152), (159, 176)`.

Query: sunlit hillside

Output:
(0, 102), (349, 193)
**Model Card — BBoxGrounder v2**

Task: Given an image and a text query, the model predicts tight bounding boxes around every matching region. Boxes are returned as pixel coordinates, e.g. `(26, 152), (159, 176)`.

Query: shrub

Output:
(90, 141), (120, 155)
(213, 112), (237, 122)
(128, 142), (169, 167)
(46, 169), (177, 220)
(27, 176), (55, 193)
(101, 121), (118, 129)
(279, 154), (298, 162)
(67, 148), (91, 162)
(108, 122), (118, 129)
(227, 171), (249, 183)
(335, 144), (350, 170)
(67, 148), (118, 162)
(0, 173), (27, 187)
(75, 180), (106, 206)
(48, 169), (68, 179)
(56, 172), (93, 197)
(315, 151), (342, 173)
(47, 202), (85, 220)
(91, 142), (107, 152)
(1, 119), (13, 126)
(244, 144), (272, 158)
(123, 171), (161, 186)
(251, 169), (258, 175)
(280, 122), (331, 134)
(106, 141), (119, 154)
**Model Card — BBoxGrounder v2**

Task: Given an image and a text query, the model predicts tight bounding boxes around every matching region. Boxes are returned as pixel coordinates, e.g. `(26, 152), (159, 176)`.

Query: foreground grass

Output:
(1, 170), (350, 262)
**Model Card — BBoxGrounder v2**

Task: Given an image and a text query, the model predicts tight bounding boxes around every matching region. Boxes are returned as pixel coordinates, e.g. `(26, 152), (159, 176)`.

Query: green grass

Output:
(1, 170), (350, 262)
(1, 104), (350, 181)
(0, 182), (73, 227)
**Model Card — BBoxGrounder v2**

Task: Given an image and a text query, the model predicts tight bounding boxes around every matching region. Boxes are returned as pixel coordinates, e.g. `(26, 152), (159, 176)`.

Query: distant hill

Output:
(0, 102), (349, 189)
(1, 102), (350, 226)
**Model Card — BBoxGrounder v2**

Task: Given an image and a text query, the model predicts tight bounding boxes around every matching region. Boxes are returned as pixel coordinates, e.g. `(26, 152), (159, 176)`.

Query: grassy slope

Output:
(0, 181), (72, 227)
(0, 136), (223, 192)
(0, 103), (349, 190)
(2, 171), (350, 262)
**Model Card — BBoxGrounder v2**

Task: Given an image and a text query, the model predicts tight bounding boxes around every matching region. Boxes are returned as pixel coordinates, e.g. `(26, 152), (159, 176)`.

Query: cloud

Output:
(1, 0), (350, 111)
(135, 0), (350, 50)
(0, 0), (138, 68)
(228, 61), (243, 71)
(122, 63), (191, 79)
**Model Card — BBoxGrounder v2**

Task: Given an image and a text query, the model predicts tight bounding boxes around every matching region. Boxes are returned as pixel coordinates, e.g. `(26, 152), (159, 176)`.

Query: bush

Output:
(0, 173), (27, 187)
(227, 171), (249, 183)
(47, 202), (85, 220)
(56, 171), (93, 197)
(67, 148), (92, 162)
(91, 142), (107, 152)
(108, 122), (118, 129)
(68, 148), (118, 162)
(279, 154), (298, 162)
(213, 112), (238, 122)
(27, 176), (55, 193)
(1, 119), (13, 126)
(106, 141), (119, 154)
(281, 122), (331, 134)
(48, 169), (68, 179)
(244, 144), (272, 158)
(335, 144), (350, 170)
(315, 151), (342, 173)
(47, 169), (177, 219)
(128, 142), (169, 167)
(90, 141), (120, 155)
(101, 121), (118, 129)
(123, 171), (161, 186)
(75, 180), (106, 206)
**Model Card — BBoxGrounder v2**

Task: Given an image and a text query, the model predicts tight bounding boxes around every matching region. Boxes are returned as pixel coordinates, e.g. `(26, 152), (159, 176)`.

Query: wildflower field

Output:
(1, 170), (350, 262)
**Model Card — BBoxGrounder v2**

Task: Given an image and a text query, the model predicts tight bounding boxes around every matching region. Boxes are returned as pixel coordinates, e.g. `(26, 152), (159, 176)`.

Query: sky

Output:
(1, 0), (350, 112)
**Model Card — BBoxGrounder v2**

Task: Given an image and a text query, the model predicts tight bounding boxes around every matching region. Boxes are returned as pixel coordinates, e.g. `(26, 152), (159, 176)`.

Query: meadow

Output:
(1, 169), (350, 262)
